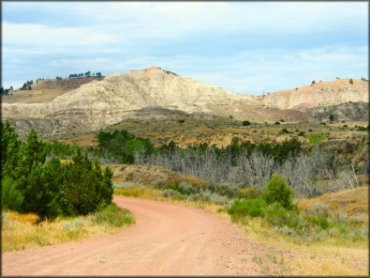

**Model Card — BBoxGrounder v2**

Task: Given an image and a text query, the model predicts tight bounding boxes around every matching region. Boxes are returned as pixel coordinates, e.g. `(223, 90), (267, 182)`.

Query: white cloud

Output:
(3, 2), (367, 46)
(2, 2), (367, 93)
(3, 22), (116, 47)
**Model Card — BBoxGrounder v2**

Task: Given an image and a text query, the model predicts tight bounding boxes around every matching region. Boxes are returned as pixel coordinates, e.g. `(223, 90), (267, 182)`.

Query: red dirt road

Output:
(2, 196), (261, 275)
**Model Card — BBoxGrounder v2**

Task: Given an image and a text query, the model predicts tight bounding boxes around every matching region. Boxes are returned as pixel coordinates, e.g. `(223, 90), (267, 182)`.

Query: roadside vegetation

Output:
(114, 174), (367, 246)
(1, 121), (134, 251)
(3, 203), (134, 252)
(1, 121), (113, 218)
(113, 176), (368, 275)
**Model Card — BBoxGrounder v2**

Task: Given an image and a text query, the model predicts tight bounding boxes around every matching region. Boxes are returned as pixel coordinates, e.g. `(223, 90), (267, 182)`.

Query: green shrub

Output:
(242, 120), (252, 126)
(304, 215), (330, 230)
(263, 173), (294, 210)
(263, 203), (302, 229)
(228, 198), (267, 218)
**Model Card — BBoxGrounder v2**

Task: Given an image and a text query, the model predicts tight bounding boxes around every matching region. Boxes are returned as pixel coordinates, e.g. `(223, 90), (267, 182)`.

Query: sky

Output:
(2, 2), (368, 95)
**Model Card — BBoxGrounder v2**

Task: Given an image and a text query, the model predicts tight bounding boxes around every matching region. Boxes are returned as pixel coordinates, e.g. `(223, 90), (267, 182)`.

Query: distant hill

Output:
(2, 67), (368, 137)
(261, 78), (368, 110)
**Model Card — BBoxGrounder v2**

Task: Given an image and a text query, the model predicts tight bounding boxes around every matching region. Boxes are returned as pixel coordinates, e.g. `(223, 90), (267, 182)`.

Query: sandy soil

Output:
(2, 196), (262, 276)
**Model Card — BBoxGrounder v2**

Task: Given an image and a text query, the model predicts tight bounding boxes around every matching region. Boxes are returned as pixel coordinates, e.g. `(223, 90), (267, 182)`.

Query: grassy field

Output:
(2, 204), (134, 252)
(298, 185), (368, 216)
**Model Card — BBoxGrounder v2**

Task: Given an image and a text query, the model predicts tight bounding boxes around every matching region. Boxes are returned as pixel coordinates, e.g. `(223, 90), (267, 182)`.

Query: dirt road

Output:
(2, 196), (261, 275)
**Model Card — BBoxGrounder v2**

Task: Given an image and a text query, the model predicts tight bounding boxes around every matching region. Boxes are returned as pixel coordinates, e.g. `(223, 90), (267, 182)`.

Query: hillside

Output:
(32, 76), (104, 91)
(2, 67), (368, 137)
(261, 78), (368, 110)
(1, 67), (306, 136)
(307, 101), (369, 122)
(2, 76), (103, 104)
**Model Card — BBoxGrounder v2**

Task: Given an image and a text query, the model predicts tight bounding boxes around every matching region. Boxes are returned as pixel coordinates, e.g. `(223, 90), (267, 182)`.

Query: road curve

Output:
(2, 196), (261, 275)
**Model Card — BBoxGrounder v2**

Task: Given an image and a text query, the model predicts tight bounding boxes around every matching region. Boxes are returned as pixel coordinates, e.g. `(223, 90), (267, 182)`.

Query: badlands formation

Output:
(2, 67), (368, 136)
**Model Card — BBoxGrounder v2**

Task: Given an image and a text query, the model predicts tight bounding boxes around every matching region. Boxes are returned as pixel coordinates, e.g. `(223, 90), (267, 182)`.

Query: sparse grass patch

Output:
(251, 245), (367, 276)
(114, 184), (163, 199)
(308, 133), (328, 144)
(93, 203), (134, 227)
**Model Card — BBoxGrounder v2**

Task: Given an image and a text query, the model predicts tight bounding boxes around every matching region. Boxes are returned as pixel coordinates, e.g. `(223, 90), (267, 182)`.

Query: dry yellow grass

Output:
(114, 186), (163, 199)
(2, 208), (133, 252)
(251, 239), (368, 276)
(298, 186), (368, 217)
(2, 89), (66, 103)
(225, 212), (368, 276)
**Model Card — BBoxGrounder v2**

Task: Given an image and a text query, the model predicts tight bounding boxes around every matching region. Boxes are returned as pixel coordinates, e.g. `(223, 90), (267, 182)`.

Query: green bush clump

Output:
(262, 173), (294, 210)
(242, 120), (252, 126)
(228, 198), (267, 218)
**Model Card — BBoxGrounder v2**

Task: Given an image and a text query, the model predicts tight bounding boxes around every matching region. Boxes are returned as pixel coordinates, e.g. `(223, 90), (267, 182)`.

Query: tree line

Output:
(0, 86), (14, 95)
(68, 71), (102, 79)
